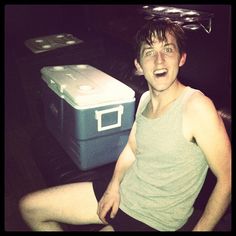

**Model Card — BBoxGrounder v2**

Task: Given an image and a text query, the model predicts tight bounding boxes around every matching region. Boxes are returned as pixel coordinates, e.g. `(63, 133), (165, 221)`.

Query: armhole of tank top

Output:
(181, 88), (204, 143)
(181, 88), (205, 132)
(135, 91), (150, 118)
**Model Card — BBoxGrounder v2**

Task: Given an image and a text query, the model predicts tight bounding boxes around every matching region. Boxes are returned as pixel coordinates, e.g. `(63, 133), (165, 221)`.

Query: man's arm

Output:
(185, 92), (231, 231)
(110, 122), (137, 184)
(97, 122), (137, 223)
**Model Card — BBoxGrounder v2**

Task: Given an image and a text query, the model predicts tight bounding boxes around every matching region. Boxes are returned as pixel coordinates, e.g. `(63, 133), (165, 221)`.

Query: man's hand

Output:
(97, 186), (120, 224)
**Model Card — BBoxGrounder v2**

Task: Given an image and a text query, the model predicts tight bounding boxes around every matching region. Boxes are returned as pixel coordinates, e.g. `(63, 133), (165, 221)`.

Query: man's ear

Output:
(134, 59), (144, 75)
(179, 53), (187, 67)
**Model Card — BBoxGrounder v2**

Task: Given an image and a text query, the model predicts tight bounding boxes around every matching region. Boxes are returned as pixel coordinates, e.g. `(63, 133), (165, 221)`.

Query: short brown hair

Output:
(134, 19), (186, 62)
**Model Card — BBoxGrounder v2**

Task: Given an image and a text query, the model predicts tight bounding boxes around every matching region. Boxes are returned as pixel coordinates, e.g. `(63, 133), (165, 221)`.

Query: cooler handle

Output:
(95, 105), (124, 132)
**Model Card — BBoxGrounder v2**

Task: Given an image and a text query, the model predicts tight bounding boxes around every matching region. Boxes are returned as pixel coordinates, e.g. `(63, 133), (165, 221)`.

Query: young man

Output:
(19, 19), (231, 231)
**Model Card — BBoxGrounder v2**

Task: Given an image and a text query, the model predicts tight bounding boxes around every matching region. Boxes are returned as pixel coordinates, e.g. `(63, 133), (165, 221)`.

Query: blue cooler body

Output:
(41, 64), (135, 170)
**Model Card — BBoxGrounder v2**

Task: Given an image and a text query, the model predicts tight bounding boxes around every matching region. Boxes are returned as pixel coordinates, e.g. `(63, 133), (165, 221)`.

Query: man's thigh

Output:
(24, 182), (103, 225)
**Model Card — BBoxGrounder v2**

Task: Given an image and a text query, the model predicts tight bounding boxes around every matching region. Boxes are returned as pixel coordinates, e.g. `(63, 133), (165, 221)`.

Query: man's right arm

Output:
(97, 122), (137, 223)
(110, 122), (137, 186)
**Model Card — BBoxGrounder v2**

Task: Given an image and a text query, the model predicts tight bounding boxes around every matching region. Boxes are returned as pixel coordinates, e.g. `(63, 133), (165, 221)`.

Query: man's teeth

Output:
(154, 69), (167, 76)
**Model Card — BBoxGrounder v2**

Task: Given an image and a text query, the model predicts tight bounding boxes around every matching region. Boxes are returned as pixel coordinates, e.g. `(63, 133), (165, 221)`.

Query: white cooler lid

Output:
(41, 64), (135, 108)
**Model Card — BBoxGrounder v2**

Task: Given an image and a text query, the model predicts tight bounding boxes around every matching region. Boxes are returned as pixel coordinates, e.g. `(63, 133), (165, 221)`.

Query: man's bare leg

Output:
(19, 182), (104, 231)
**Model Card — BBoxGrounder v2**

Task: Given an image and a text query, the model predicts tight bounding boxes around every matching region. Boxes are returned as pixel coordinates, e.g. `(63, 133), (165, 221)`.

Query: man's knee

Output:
(19, 192), (41, 221)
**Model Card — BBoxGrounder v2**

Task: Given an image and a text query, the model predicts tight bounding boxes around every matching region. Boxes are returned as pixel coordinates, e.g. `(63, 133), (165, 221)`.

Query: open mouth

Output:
(154, 69), (168, 78)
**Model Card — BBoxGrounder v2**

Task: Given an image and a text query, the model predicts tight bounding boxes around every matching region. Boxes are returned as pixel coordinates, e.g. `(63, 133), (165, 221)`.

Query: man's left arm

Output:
(187, 94), (231, 231)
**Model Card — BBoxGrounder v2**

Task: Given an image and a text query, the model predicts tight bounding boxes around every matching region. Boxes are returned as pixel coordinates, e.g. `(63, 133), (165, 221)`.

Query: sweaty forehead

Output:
(142, 31), (177, 48)
(151, 31), (176, 44)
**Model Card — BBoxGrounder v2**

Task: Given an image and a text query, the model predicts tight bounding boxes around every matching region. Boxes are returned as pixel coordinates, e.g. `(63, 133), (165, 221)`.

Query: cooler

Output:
(41, 64), (135, 170)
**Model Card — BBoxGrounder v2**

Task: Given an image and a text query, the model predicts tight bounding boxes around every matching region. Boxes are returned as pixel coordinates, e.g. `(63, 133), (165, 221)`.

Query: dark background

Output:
(5, 4), (231, 231)
(5, 4), (231, 124)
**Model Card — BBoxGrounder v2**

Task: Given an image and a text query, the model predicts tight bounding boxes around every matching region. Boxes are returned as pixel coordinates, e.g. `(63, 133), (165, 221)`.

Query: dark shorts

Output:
(92, 177), (157, 231)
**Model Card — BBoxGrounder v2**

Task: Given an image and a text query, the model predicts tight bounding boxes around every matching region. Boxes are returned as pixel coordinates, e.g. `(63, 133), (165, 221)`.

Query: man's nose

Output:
(155, 52), (165, 64)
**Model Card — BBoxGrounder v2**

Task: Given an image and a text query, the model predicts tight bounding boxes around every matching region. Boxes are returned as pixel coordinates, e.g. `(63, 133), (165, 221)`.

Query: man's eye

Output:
(164, 47), (173, 53)
(145, 50), (154, 56)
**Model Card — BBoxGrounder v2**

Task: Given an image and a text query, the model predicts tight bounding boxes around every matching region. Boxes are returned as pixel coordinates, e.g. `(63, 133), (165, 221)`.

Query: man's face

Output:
(135, 31), (186, 92)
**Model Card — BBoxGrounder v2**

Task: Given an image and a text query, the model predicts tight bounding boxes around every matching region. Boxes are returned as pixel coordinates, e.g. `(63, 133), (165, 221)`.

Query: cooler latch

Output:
(95, 105), (124, 132)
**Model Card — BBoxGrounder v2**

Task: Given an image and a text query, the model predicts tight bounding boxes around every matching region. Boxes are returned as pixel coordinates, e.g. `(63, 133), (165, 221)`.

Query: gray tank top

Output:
(119, 86), (209, 231)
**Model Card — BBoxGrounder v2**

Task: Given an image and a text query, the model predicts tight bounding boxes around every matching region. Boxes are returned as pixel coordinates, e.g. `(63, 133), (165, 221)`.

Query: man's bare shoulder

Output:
(184, 90), (217, 117)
